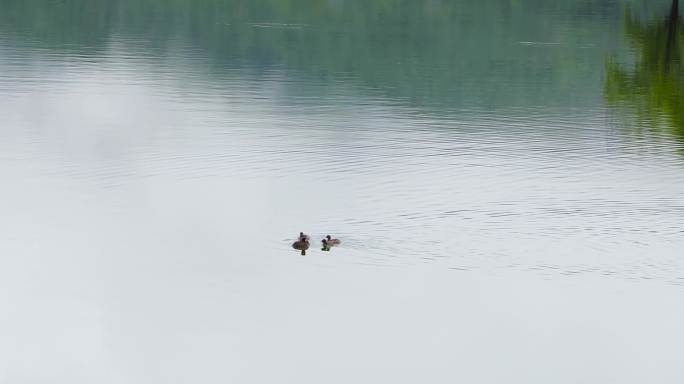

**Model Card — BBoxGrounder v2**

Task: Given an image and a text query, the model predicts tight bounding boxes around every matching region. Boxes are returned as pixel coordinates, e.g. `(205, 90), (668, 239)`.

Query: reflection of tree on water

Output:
(605, 0), (684, 141)
(1, 0), (631, 111)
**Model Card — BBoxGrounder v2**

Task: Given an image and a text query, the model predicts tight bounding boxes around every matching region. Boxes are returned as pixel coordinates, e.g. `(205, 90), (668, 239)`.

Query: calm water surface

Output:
(1, 1), (684, 382)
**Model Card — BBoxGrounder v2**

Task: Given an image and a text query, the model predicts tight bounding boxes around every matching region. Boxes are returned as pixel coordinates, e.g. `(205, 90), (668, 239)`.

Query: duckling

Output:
(292, 238), (310, 256)
(321, 235), (341, 246)
(298, 232), (310, 241)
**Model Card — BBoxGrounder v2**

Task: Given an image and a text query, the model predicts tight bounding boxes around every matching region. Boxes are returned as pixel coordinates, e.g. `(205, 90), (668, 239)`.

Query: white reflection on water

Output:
(1, 35), (684, 383)
(2, 40), (683, 280)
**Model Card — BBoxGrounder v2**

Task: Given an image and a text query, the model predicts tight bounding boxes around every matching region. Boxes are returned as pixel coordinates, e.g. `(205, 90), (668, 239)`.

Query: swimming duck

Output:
(292, 238), (310, 255)
(321, 235), (341, 246)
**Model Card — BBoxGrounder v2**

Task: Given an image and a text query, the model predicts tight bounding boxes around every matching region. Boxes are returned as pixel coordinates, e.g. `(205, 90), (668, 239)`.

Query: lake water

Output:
(1, 1), (684, 382)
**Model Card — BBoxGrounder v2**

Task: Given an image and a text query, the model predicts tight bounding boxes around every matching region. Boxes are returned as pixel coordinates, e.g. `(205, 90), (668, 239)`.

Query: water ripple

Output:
(1, 31), (684, 286)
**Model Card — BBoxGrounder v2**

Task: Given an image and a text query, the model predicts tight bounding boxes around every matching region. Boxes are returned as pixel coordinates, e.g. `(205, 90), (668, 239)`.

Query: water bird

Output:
(292, 238), (310, 256)
(298, 232), (310, 241)
(321, 235), (340, 246)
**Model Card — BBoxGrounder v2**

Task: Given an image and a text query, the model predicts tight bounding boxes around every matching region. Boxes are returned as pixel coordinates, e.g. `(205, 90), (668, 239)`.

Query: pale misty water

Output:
(1, 1), (684, 383)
